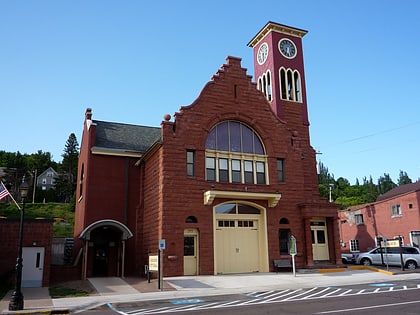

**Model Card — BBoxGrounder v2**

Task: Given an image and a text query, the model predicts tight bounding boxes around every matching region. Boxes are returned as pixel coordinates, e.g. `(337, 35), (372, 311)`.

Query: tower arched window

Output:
(279, 67), (302, 103)
(257, 70), (272, 102)
(294, 71), (301, 102)
(205, 121), (268, 184)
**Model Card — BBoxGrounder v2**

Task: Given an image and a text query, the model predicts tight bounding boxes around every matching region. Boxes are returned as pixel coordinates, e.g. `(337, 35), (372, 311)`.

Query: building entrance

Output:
(311, 219), (329, 260)
(214, 202), (268, 274)
(184, 228), (198, 275)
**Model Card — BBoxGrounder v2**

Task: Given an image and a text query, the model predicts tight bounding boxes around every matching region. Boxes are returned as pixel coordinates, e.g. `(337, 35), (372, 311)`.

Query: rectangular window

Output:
(277, 159), (284, 182)
(349, 239), (359, 252)
(219, 158), (229, 182)
(244, 160), (253, 184)
(206, 157), (216, 181)
(391, 204), (402, 217)
(231, 159), (241, 183)
(256, 161), (266, 184)
(186, 150), (195, 177)
(355, 214), (364, 225)
(279, 229), (291, 255)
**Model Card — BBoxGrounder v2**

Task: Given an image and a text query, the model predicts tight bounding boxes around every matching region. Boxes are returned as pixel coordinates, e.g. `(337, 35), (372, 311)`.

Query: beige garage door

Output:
(216, 219), (259, 274)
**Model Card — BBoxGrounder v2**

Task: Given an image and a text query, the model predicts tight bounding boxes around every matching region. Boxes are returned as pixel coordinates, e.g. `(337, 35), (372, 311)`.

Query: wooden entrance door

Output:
(311, 219), (330, 260)
(184, 229), (198, 275)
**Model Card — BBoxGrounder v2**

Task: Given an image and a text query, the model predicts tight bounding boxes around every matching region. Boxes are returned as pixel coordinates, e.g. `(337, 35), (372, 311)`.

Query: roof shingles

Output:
(93, 120), (161, 153)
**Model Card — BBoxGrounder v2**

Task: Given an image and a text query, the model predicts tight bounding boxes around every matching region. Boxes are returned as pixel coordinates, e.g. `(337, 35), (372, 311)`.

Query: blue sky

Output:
(1, 1), (419, 184)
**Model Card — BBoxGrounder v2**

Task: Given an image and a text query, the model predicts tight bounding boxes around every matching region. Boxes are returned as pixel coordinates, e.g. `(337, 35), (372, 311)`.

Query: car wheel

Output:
(342, 258), (347, 264)
(361, 258), (372, 266)
(406, 260), (417, 270)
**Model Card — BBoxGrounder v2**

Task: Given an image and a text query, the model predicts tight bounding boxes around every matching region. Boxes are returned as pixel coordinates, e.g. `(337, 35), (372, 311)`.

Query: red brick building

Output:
(0, 219), (53, 287)
(74, 22), (341, 278)
(339, 182), (420, 253)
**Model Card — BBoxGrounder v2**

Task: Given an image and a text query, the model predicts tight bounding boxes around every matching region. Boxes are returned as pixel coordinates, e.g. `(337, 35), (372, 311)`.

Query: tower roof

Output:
(248, 21), (308, 47)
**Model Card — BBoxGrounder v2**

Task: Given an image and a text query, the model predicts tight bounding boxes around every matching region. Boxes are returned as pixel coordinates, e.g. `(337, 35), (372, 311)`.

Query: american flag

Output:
(0, 182), (10, 200)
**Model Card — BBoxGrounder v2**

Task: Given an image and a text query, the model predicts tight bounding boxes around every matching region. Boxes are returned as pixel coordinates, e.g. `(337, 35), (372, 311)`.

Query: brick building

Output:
(339, 182), (420, 253)
(0, 219), (53, 287)
(74, 22), (341, 278)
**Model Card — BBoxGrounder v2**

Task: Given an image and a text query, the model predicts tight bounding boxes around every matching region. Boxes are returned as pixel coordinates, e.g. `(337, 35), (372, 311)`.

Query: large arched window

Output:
(205, 121), (268, 184)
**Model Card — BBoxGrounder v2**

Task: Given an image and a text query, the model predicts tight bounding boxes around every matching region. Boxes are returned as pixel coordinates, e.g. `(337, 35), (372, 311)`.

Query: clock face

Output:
(257, 43), (269, 65)
(279, 38), (297, 58)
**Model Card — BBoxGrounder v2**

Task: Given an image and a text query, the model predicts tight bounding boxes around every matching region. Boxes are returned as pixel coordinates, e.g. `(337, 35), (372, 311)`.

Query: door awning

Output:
(79, 219), (133, 240)
(204, 190), (281, 207)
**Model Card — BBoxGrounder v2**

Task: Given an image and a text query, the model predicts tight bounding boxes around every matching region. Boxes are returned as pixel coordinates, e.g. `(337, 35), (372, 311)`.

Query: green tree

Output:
(377, 173), (396, 195)
(397, 170), (412, 186)
(58, 133), (79, 202)
(317, 161), (335, 200)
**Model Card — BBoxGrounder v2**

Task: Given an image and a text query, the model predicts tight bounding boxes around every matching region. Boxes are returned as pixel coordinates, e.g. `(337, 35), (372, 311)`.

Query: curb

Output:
(1, 308), (70, 315)
(349, 265), (394, 275)
(317, 268), (347, 273)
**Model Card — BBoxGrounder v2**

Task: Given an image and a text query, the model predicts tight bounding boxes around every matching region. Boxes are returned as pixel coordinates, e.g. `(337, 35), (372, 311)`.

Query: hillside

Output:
(0, 203), (74, 237)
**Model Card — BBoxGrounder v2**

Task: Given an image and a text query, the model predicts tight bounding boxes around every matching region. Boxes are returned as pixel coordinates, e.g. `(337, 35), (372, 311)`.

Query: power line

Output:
(327, 121), (420, 148)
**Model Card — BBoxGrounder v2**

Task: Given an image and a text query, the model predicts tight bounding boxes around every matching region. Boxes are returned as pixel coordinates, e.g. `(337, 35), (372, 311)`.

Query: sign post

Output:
(148, 254), (159, 283)
(158, 239), (166, 291)
(289, 235), (297, 277)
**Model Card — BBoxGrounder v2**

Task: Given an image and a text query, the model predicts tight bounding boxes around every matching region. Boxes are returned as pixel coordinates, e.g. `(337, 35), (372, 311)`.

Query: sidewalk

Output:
(1, 266), (420, 314)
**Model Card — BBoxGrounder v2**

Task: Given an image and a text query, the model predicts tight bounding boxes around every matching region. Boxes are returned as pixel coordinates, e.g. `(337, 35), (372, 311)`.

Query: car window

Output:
(403, 247), (419, 254)
(386, 248), (399, 254)
(371, 248), (384, 254)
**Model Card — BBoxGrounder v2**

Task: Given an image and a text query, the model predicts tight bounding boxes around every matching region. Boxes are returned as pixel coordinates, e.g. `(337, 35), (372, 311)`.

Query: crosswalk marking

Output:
(110, 284), (420, 315)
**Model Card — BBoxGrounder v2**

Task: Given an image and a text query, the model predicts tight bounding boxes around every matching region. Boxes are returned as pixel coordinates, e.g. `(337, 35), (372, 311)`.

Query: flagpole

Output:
(0, 181), (21, 210)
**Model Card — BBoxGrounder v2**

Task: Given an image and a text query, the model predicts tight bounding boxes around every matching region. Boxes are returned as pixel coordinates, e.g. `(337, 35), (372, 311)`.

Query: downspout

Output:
(124, 158), (129, 225)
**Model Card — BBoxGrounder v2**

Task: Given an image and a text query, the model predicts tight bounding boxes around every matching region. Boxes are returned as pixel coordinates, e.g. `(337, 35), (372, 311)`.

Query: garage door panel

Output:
(216, 220), (259, 274)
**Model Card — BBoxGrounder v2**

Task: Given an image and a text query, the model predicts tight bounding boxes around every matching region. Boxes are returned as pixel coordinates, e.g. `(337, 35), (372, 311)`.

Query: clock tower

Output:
(248, 21), (309, 127)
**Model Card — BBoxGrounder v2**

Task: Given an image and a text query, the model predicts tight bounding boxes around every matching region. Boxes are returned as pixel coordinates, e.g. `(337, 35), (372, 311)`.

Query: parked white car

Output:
(354, 246), (420, 270)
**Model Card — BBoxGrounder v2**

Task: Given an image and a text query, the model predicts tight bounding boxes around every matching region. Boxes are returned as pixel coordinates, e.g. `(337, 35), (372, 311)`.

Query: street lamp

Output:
(328, 183), (334, 203)
(9, 178), (29, 311)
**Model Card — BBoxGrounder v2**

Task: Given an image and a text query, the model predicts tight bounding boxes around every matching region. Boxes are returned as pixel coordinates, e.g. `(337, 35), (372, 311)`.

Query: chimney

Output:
(85, 108), (92, 120)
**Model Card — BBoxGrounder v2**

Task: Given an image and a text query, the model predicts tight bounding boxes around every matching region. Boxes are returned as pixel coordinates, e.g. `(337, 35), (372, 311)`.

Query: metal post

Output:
(9, 195), (26, 310)
(157, 250), (161, 290)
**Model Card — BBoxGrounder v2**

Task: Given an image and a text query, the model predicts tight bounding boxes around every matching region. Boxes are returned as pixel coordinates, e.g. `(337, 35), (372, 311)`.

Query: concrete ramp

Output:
(88, 277), (139, 295)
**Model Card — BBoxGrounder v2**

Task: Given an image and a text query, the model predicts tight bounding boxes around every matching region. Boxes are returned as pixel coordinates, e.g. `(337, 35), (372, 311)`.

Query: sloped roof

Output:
(93, 120), (161, 153)
(377, 181), (420, 201)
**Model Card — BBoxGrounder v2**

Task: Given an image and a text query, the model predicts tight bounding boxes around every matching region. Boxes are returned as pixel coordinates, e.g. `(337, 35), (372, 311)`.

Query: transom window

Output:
(205, 121), (267, 184)
(215, 203), (261, 215)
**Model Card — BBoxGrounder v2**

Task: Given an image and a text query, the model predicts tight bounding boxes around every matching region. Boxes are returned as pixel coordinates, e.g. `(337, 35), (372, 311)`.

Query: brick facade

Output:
(339, 184), (420, 252)
(0, 219), (53, 287)
(74, 22), (342, 279)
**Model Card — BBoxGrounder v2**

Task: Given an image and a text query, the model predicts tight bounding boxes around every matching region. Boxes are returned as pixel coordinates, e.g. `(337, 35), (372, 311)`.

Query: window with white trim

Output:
(349, 239), (360, 252)
(391, 204), (402, 217)
(205, 121), (268, 184)
(257, 70), (272, 102)
(355, 214), (364, 225)
(186, 150), (195, 176)
(279, 67), (302, 102)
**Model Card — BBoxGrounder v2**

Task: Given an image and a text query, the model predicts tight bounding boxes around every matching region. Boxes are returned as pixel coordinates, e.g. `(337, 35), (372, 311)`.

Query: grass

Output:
(49, 286), (90, 298)
(0, 202), (74, 237)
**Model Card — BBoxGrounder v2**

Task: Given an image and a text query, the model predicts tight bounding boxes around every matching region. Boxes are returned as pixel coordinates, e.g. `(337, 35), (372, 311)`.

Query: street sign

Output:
(289, 236), (297, 255)
(381, 240), (399, 247)
(159, 239), (166, 250)
(148, 255), (158, 271)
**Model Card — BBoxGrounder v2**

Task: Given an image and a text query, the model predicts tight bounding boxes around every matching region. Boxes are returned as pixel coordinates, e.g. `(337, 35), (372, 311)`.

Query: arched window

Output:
(185, 216), (198, 223)
(79, 163), (84, 198)
(279, 218), (289, 224)
(257, 70), (272, 102)
(205, 121), (267, 184)
(279, 67), (302, 103)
